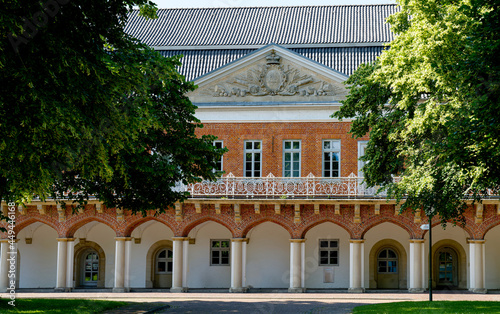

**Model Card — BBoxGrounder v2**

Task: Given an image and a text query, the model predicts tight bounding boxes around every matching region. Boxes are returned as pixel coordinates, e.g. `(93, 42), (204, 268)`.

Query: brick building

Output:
(1, 5), (499, 293)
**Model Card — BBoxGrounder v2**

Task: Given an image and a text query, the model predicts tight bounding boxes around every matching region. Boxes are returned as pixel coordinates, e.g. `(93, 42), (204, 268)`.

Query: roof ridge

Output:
(137, 4), (398, 11)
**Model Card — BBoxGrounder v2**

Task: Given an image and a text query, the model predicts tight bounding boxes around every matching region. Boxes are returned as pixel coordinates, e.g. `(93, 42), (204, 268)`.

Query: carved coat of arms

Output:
(209, 50), (344, 98)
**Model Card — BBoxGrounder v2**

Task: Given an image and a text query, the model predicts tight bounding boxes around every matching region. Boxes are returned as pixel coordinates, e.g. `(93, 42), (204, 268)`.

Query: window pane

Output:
(212, 257), (220, 264)
(92, 274), (98, 281)
(293, 161), (299, 169)
(92, 263), (98, 271)
(320, 251), (328, 258)
(255, 142), (261, 149)
(221, 241), (230, 248)
(320, 241), (328, 248)
(324, 141), (331, 150)
(221, 257), (229, 264)
(246, 142), (252, 150)
(285, 153), (291, 162)
(293, 170), (299, 177)
(285, 142), (291, 149)
(255, 153), (261, 162)
(378, 261), (387, 273)
(293, 153), (299, 161)
(167, 262), (173, 272)
(159, 250), (166, 258)
(85, 273), (91, 281)
(168, 250), (173, 258)
(85, 264), (91, 271)
(284, 170), (291, 177)
(212, 241), (220, 248)
(255, 163), (260, 171)
(332, 153), (339, 161)
(330, 257), (337, 265)
(255, 170), (261, 177)
(379, 250), (387, 258)
(330, 241), (338, 248)
(388, 250), (397, 258)
(320, 257), (328, 265)
(157, 261), (166, 272)
(293, 141), (300, 149)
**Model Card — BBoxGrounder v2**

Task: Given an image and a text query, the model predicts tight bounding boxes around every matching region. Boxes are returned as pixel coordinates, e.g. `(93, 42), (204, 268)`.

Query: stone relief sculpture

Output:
(208, 50), (345, 98)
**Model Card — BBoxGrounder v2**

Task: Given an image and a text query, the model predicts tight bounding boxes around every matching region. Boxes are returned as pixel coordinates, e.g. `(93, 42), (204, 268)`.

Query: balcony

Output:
(175, 173), (388, 199)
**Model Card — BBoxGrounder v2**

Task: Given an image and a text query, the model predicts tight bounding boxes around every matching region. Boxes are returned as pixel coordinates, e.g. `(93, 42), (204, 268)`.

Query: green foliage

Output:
(334, 0), (500, 223)
(0, 1), (225, 216)
(0, 298), (129, 313)
(353, 301), (500, 313)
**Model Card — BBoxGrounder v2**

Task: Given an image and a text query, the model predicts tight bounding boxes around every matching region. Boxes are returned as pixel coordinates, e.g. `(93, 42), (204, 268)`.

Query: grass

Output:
(0, 298), (130, 313)
(354, 301), (500, 313)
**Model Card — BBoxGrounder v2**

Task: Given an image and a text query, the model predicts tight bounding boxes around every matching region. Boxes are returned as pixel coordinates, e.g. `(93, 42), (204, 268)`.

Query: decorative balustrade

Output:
(175, 173), (389, 198)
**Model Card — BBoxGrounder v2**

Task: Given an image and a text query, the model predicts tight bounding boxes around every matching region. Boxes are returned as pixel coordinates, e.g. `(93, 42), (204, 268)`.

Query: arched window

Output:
(377, 248), (398, 274)
(82, 249), (99, 286)
(156, 248), (173, 274)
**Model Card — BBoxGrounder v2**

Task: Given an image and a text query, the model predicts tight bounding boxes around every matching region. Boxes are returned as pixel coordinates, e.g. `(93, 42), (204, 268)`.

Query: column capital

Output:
(231, 238), (248, 243)
(349, 239), (365, 244)
(409, 239), (425, 243)
(114, 237), (132, 241)
(467, 239), (486, 244)
(57, 238), (71, 242)
(289, 239), (306, 243)
(172, 237), (190, 241)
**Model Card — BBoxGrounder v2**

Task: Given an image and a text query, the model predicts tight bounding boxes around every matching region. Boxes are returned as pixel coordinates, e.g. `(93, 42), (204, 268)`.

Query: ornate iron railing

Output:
(175, 173), (389, 198)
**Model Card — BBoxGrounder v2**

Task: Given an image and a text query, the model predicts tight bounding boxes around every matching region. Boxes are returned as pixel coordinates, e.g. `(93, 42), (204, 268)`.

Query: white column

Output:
(469, 240), (487, 293)
(182, 238), (189, 288)
(230, 238), (247, 292)
(289, 239), (306, 292)
(124, 238), (132, 292)
(65, 239), (75, 291)
(409, 239), (425, 292)
(0, 240), (10, 292)
(55, 238), (68, 291)
(113, 237), (126, 293)
(349, 239), (365, 293)
(171, 237), (188, 292)
(242, 240), (247, 288)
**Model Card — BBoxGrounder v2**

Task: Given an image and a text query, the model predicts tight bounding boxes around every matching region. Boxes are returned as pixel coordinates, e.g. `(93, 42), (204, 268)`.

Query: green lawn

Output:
(354, 301), (500, 313)
(0, 298), (129, 313)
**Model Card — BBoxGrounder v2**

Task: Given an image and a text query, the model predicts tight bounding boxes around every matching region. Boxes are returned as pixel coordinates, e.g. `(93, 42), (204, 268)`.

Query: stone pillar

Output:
(124, 238), (132, 292)
(171, 237), (188, 292)
(242, 239), (247, 288)
(469, 240), (487, 293)
(230, 238), (247, 292)
(0, 240), (10, 292)
(113, 237), (126, 293)
(409, 239), (425, 293)
(289, 239), (306, 292)
(55, 238), (68, 292)
(65, 239), (75, 292)
(349, 239), (365, 293)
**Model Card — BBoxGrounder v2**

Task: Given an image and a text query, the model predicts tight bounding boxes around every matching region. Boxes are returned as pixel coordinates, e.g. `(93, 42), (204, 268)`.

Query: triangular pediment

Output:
(188, 44), (349, 104)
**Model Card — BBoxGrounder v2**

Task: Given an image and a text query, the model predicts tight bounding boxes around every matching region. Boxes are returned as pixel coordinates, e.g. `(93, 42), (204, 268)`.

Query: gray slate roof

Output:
(126, 5), (398, 47)
(159, 46), (385, 81)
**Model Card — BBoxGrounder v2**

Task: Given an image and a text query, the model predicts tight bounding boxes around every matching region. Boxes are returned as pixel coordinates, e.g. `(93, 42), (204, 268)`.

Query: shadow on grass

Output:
(0, 298), (129, 314)
(353, 301), (500, 314)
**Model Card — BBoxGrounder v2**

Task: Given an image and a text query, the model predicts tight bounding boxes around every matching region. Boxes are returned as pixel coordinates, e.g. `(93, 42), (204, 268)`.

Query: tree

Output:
(334, 0), (500, 223)
(0, 1), (225, 216)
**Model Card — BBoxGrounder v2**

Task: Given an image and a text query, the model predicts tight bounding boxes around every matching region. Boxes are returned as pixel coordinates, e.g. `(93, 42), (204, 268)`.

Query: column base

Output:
(170, 287), (188, 293)
(408, 288), (425, 293)
(64, 287), (73, 292)
(469, 288), (487, 294)
(288, 287), (306, 293)
(54, 287), (66, 292)
(112, 287), (127, 293)
(348, 288), (365, 293)
(229, 287), (249, 293)
(0, 288), (8, 293)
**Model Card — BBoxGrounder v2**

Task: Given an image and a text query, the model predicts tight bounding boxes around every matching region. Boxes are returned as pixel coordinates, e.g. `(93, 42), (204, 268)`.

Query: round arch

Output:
(65, 217), (117, 238)
(361, 217), (416, 239)
(368, 239), (407, 289)
(182, 217), (235, 238)
(73, 240), (106, 288)
(241, 218), (293, 238)
(124, 217), (175, 237)
(300, 219), (354, 239)
(14, 218), (59, 236)
(432, 239), (467, 289)
(145, 240), (173, 288)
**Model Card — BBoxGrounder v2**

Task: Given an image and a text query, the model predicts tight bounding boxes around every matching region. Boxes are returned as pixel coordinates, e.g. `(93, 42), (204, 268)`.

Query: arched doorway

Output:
(81, 249), (99, 287)
(376, 248), (399, 289)
(153, 247), (173, 288)
(435, 247), (458, 288)
(73, 240), (106, 288)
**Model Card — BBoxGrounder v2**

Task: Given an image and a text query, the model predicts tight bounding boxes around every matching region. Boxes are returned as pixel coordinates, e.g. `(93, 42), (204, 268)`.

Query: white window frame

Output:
(377, 248), (398, 274)
(155, 248), (173, 274)
(213, 140), (224, 173)
(210, 239), (230, 266)
(322, 140), (341, 178)
(244, 140), (262, 177)
(283, 140), (301, 177)
(318, 239), (339, 266)
(358, 141), (368, 177)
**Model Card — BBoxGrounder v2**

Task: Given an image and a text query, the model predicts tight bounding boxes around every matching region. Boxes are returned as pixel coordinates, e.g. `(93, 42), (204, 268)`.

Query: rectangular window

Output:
(323, 140), (341, 177)
(244, 140), (262, 177)
(211, 239), (230, 266)
(358, 141), (368, 177)
(283, 140), (301, 177)
(213, 140), (223, 173)
(319, 239), (339, 266)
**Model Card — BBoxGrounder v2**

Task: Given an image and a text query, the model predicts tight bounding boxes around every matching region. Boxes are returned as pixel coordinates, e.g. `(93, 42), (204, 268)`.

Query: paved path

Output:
(2, 291), (499, 313)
